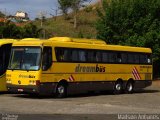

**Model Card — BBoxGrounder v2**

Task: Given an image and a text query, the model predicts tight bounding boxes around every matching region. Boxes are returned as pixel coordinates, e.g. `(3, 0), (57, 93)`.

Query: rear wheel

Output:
(56, 84), (67, 98)
(113, 81), (123, 94)
(125, 81), (134, 94)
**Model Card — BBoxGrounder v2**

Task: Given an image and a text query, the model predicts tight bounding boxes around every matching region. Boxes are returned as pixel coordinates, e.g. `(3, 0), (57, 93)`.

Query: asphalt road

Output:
(0, 81), (160, 120)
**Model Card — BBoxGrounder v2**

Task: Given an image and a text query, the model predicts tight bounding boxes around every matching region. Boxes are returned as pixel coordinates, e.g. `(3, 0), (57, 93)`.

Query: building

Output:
(15, 11), (29, 21)
(0, 18), (6, 22)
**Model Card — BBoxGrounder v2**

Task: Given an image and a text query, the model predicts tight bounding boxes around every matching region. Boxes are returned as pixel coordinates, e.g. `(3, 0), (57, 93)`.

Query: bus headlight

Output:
(6, 79), (12, 83)
(29, 80), (36, 85)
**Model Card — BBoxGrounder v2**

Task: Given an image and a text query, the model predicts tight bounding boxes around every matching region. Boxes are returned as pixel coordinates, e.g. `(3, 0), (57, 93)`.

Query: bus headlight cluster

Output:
(29, 80), (36, 85)
(6, 79), (12, 83)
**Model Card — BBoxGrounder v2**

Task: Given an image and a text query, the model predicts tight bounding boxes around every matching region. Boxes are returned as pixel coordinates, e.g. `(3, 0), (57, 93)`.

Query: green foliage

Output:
(22, 23), (42, 38)
(78, 31), (84, 38)
(58, 0), (89, 28)
(58, 0), (71, 17)
(96, 0), (160, 78)
(84, 6), (93, 13)
(0, 22), (42, 39)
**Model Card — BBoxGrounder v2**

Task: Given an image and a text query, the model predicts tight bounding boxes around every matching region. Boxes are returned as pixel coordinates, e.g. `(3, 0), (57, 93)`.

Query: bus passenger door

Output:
(0, 44), (12, 91)
(41, 47), (53, 95)
(42, 47), (52, 71)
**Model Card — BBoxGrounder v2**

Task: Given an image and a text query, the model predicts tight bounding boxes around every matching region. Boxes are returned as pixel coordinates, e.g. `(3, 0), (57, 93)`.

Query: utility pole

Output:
(4, 8), (6, 19)
(38, 11), (47, 27)
(38, 11), (47, 38)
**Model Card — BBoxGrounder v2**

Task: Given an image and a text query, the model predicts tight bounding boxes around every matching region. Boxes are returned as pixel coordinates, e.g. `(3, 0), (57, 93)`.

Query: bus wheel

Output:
(56, 84), (67, 98)
(113, 81), (123, 94)
(125, 81), (134, 94)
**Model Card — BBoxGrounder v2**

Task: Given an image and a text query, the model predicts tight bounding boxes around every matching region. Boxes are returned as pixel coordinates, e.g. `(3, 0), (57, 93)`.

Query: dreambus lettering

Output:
(75, 64), (106, 73)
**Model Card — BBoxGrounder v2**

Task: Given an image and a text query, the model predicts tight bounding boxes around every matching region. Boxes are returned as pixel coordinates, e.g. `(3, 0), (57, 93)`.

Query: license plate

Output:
(18, 89), (23, 92)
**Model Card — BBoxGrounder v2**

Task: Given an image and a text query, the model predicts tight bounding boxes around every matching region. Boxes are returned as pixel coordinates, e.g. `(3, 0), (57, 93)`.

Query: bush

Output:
(0, 22), (42, 39)
(96, 0), (160, 78)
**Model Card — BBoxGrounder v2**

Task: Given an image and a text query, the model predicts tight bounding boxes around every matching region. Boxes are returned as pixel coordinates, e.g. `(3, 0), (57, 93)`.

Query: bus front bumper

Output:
(6, 83), (58, 95)
(7, 84), (39, 94)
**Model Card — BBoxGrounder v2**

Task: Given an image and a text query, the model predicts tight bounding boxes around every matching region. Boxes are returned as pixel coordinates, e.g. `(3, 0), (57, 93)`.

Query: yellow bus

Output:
(0, 39), (15, 91)
(6, 37), (152, 97)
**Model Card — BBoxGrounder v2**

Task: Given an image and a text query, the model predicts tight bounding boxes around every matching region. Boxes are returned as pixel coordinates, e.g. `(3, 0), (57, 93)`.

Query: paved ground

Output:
(0, 81), (160, 120)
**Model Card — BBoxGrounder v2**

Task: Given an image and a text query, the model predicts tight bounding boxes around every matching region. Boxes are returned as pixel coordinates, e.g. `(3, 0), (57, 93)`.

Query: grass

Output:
(33, 3), (101, 39)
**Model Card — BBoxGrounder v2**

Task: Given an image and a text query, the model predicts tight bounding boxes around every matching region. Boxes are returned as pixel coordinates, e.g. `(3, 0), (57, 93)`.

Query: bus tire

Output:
(125, 81), (134, 94)
(113, 80), (123, 95)
(56, 83), (67, 98)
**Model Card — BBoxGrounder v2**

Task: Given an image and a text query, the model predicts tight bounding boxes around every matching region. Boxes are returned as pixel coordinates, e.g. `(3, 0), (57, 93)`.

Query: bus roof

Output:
(12, 37), (152, 53)
(0, 39), (16, 46)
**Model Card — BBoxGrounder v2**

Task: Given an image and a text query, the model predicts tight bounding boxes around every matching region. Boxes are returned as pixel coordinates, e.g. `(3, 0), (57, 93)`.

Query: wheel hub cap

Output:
(58, 86), (64, 94)
(116, 84), (121, 91)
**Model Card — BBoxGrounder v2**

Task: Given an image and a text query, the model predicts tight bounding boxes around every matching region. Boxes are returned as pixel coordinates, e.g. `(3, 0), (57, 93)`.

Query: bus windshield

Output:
(8, 47), (41, 71)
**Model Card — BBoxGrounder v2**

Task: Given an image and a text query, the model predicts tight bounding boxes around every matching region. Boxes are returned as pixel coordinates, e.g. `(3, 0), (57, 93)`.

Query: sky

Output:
(0, 0), (98, 20)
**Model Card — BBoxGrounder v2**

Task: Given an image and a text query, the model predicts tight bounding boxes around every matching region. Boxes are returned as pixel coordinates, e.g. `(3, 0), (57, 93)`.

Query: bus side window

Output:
(42, 47), (52, 71)
(117, 53), (122, 63)
(121, 53), (127, 63)
(109, 53), (117, 63)
(140, 54), (146, 64)
(79, 50), (86, 62)
(56, 48), (64, 61)
(102, 52), (108, 63)
(64, 49), (72, 62)
(95, 51), (102, 62)
(72, 50), (79, 62)
(128, 54), (134, 63)
(134, 54), (140, 64)
(87, 51), (94, 62)
(147, 54), (152, 64)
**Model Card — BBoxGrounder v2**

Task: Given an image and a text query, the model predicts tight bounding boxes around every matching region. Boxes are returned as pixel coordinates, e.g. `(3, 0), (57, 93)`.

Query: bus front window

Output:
(8, 47), (41, 71)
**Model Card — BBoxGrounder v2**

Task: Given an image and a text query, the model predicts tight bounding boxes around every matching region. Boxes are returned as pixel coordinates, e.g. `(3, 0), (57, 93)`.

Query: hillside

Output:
(34, 3), (101, 38)
(0, 11), (5, 17)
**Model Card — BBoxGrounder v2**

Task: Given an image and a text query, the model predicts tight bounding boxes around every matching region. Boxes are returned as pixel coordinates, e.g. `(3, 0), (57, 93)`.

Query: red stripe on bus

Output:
(69, 75), (75, 81)
(132, 71), (138, 80)
(134, 67), (141, 80)
(133, 68), (139, 80)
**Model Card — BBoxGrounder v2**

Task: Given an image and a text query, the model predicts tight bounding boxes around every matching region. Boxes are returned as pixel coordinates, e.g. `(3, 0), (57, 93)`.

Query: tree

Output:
(1, 21), (21, 38)
(58, 0), (71, 19)
(96, 0), (160, 78)
(58, 0), (89, 28)
(23, 23), (42, 38)
(70, 0), (88, 28)
(0, 21), (42, 39)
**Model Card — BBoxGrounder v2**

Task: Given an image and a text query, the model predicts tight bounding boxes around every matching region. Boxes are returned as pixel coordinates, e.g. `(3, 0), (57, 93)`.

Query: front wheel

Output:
(125, 81), (134, 94)
(56, 84), (67, 98)
(113, 81), (123, 95)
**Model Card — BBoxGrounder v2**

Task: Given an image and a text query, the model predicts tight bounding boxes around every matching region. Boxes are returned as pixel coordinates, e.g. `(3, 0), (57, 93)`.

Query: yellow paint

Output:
(7, 70), (41, 86)
(7, 37), (152, 88)
(0, 39), (16, 91)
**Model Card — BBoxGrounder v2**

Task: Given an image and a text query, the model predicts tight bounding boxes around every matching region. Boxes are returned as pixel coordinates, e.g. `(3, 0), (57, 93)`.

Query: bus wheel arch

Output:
(125, 79), (134, 94)
(55, 80), (68, 98)
(113, 79), (123, 94)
